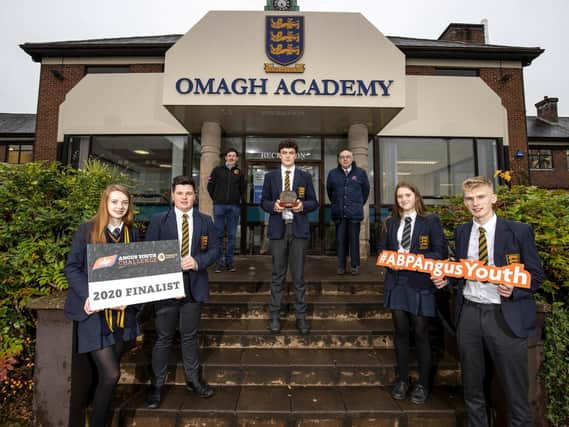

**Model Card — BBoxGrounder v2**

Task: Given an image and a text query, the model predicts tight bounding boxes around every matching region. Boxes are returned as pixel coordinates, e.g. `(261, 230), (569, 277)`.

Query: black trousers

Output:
(457, 301), (530, 427)
(335, 218), (361, 269)
(269, 223), (309, 318)
(151, 298), (202, 387)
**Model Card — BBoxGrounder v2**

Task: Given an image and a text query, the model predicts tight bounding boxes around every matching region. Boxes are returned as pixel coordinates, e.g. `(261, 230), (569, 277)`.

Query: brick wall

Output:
(479, 68), (528, 183)
(34, 62), (165, 162)
(34, 64), (85, 161)
(0, 145), (6, 161)
(405, 65), (529, 183)
(529, 148), (569, 189)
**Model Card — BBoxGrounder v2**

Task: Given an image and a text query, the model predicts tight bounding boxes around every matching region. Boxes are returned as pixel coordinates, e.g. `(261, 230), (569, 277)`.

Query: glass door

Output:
(243, 162), (322, 254)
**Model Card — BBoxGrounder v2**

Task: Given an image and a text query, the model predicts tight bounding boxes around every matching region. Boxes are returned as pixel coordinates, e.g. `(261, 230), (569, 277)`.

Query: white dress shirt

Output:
(463, 214), (500, 304)
(175, 207), (193, 257)
(396, 211), (417, 252)
(280, 165), (295, 221)
(107, 223), (124, 236)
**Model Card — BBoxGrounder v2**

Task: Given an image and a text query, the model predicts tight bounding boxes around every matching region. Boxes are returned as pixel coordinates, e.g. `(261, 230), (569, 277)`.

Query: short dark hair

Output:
(337, 148), (352, 158)
(224, 148), (238, 157)
(278, 139), (298, 153)
(171, 175), (196, 192)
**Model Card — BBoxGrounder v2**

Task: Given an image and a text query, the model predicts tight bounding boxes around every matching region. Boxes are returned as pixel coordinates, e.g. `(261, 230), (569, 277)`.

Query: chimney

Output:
(535, 96), (559, 123)
(439, 23), (485, 44)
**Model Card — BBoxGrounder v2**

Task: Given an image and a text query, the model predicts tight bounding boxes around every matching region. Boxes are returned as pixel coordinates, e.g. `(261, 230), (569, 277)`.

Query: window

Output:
(435, 68), (479, 76)
(379, 137), (499, 204)
(529, 149), (553, 169)
(4, 144), (33, 163)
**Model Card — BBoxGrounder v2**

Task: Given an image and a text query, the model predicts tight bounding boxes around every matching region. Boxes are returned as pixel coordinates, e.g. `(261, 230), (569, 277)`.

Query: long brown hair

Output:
(90, 184), (135, 244)
(390, 182), (428, 219)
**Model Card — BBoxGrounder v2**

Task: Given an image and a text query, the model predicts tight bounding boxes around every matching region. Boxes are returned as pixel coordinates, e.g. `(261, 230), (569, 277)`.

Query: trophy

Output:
(279, 190), (299, 208)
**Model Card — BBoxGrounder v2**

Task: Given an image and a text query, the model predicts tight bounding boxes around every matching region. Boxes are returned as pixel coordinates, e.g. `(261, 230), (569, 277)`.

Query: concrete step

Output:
(111, 385), (466, 427)
(209, 279), (384, 296)
(120, 347), (461, 388)
(137, 318), (396, 349)
(201, 294), (388, 320)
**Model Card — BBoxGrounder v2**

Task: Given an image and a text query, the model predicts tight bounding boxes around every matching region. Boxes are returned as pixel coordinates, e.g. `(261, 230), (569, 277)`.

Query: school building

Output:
(16, 2), (560, 255)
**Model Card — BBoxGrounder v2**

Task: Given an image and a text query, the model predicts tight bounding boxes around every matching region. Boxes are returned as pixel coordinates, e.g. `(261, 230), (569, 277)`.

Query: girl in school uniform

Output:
(378, 182), (447, 404)
(64, 184), (140, 426)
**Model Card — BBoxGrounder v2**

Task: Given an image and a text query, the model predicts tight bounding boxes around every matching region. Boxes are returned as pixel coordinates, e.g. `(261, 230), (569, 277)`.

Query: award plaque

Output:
(279, 190), (299, 208)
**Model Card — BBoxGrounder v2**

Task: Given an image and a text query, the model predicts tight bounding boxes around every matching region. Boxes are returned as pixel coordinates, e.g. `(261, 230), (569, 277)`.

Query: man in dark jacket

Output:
(207, 148), (246, 272)
(326, 149), (370, 275)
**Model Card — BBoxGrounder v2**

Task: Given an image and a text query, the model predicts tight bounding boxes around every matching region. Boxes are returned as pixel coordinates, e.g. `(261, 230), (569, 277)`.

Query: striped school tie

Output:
(401, 217), (412, 250)
(181, 214), (190, 257)
(284, 170), (291, 192)
(478, 227), (488, 264)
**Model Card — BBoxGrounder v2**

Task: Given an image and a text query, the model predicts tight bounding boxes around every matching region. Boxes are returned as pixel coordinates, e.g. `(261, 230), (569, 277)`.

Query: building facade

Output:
(20, 9), (543, 255)
(527, 97), (569, 189)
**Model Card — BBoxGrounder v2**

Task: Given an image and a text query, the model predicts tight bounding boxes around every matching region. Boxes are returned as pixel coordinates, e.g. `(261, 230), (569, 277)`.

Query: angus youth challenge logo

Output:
(265, 16), (305, 73)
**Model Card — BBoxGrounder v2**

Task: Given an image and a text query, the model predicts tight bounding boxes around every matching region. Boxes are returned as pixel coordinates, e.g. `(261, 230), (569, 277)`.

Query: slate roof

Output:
(0, 113), (36, 136)
(20, 34), (543, 65)
(527, 117), (569, 140)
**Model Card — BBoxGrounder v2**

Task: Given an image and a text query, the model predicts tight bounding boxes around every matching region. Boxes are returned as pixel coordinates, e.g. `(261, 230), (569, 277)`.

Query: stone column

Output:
(199, 122), (222, 216)
(348, 123), (370, 259)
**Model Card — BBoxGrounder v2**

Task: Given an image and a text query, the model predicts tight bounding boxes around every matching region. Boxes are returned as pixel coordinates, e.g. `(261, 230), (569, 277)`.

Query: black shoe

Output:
(146, 386), (162, 409)
(351, 266), (360, 276)
(391, 380), (409, 400)
(186, 379), (214, 398)
(215, 265), (224, 273)
(227, 265), (236, 272)
(337, 267), (345, 275)
(269, 315), (281, 333)
(296, 318), (311, 335)
(409, 384), (428, 404)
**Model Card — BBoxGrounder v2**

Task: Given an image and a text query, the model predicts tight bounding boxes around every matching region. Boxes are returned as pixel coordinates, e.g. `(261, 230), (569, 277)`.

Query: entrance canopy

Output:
(162, 11), (406, 134)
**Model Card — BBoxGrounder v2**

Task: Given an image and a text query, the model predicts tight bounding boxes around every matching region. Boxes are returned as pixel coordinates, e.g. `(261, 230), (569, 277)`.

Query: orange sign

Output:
(376, 250), (531, 289)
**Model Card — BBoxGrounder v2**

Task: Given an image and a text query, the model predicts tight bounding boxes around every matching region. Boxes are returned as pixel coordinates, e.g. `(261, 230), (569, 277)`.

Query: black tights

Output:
(89, 337), (125, 427)
(392, 309), (431, 387)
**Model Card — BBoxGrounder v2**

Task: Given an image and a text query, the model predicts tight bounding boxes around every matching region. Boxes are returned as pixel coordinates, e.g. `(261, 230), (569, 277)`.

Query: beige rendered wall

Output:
(58, 73), (187, 142)
(162, 11), (405, 109)
(379, 75), (509, 144)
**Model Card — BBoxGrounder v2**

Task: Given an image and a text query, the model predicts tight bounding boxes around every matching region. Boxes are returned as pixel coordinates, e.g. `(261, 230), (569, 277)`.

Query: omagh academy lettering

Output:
(175, 77), (394, 97)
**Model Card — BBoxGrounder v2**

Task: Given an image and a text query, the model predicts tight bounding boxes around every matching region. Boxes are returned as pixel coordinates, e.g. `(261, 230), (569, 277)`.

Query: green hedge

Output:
(0, 160), (130, 419)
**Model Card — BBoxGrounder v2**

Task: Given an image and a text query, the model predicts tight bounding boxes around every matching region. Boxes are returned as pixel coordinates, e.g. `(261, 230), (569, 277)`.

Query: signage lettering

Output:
(175, 77), (394, 97)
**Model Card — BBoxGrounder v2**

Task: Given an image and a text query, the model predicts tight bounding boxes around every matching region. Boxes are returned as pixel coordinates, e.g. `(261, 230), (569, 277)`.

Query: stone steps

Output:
(138, 318), (396, 349)
(109, 385), (466, 427)
(120, 347), (461, 388)
(201, 294), (388, 320)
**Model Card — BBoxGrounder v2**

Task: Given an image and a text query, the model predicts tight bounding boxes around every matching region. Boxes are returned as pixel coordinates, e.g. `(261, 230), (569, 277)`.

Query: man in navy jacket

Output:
(261, 140), (318, 335)
(326, 149), (370, 275)
(145, 176), (217, 409)
(433, 176), (545, 427)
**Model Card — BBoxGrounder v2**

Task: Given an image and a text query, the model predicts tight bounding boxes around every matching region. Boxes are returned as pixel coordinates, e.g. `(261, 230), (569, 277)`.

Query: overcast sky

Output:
(1, 0), (568, 115)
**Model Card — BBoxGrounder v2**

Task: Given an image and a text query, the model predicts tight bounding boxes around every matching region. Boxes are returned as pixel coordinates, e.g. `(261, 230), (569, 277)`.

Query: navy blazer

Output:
(145, 208), (217, 303)
(64, 221), (140, 324)
(453, 217), (545, 338)
(377, 214), (448, 292)
(261, 167), (318, 239)
(326, 163), (370, 222)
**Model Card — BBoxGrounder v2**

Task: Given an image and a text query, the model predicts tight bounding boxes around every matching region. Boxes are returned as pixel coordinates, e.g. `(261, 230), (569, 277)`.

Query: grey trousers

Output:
(269, 224), (309, 318)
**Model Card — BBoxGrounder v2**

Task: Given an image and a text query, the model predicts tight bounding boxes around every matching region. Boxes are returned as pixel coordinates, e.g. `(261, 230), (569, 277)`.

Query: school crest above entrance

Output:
(265, 16), (305, 73)
(163, 11), (406, 134)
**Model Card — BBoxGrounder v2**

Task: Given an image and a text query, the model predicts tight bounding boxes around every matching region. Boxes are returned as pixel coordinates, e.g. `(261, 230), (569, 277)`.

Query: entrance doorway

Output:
(242, 161), (323, 254)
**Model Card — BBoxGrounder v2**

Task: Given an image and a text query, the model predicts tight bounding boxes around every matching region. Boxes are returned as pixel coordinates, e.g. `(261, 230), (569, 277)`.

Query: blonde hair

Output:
(462, 176), (494, 192)
(90, 184), (135, 244)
